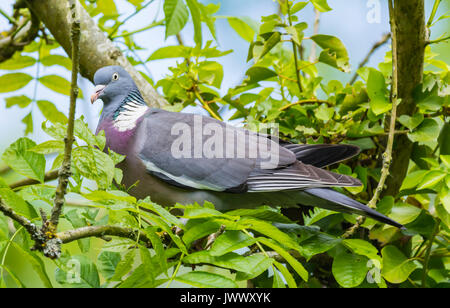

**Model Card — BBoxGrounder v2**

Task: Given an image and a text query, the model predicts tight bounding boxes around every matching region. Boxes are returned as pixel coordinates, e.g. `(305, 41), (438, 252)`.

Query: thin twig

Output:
(422, 218), (440, 287)
(194, 87), (222, 121)
(287, 4), (302, 93)
(49, 0), (80, 230)
(279, 99), (332, 111)
(343, 0), (398, 238)
(309, 8), (320, 63)
(349, 33), (391, 85)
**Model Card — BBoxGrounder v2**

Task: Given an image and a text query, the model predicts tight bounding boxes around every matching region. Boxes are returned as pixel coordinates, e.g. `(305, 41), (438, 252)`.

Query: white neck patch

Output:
(113, 101), (149, 132)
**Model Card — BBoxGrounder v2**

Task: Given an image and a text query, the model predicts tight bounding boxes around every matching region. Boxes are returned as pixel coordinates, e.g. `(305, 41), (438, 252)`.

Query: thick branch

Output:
(56, 225), (152, 247)
(0, 10), (39, 62)
(382, 0), (426, 197)
(26, 0), (167, 108)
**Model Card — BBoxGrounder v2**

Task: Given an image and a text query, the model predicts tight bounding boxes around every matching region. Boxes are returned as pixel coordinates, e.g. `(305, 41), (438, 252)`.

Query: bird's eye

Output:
(112, 73), (119, 81)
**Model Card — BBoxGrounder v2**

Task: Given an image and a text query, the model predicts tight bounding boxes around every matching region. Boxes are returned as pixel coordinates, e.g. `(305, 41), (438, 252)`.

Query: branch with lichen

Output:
(47, 0), (80, 234)
(342, 0), (399, 239)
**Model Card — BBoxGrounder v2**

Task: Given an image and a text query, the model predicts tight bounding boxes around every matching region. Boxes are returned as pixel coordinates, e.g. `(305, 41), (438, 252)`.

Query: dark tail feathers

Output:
(304, 188), (404, 229)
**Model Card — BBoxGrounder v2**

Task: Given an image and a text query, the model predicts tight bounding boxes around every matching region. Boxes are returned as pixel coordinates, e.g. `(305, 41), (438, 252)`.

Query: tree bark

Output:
(383, 0), (426, 197)
(26, 0), (167, 108)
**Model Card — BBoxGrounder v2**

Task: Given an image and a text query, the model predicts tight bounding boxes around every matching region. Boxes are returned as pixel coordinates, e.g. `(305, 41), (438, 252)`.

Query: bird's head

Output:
(91, 65), (137, 105)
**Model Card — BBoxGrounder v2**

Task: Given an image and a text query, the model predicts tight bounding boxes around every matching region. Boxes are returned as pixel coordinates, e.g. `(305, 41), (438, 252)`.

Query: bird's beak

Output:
(90, 85), (106, 104)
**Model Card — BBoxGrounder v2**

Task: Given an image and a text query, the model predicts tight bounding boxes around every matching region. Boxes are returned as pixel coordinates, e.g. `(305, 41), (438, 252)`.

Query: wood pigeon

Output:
(90, 66), (403, 229)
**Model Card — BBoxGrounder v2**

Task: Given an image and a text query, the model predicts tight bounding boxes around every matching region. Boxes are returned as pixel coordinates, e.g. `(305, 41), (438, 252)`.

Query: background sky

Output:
(0, 0), (448, 155)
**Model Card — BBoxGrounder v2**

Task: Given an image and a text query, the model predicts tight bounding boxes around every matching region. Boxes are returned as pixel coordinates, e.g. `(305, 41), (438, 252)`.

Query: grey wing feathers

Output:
(137, 109), (361, 193)
(136, 109), (296, 191)
(247, 161), (362, 192)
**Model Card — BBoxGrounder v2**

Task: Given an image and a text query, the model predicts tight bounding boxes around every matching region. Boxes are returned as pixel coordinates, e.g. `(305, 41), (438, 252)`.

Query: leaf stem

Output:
(421, 218), (440, 288)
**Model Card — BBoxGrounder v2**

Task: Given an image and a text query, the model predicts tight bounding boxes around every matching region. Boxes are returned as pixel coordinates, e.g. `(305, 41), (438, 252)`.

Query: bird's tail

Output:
(301, 188), (404, 229)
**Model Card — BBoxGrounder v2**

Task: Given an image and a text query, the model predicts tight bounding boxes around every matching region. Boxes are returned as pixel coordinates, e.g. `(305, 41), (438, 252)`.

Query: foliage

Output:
(0, 0), (449, 288)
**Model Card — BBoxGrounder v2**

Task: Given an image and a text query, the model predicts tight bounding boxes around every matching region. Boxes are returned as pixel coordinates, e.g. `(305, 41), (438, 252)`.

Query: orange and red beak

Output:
(90, 85), (106, 104)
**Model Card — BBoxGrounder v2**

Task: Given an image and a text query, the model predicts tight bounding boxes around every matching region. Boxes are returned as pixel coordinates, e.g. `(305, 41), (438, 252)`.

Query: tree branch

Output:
(279, 99), (332, 111)
(342, 0), (400, 238)
(26, 0), (168, 108)
(382, 0), (426, 197)
(48, 0), (80, 231)
(56, 225), (152, 247)
(349, 33), (391, 85)
(0, 6), (39, 63)
(9, 169), (58, 190)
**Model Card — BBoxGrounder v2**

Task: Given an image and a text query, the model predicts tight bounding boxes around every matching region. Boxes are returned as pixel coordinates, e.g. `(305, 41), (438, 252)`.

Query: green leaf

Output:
(238, 217), (302, 254)
(225, 207), (293, 224)
(367, 68), (391, 115)
(244, 66), (277, 85)
(39, 75), (83, 98)
(381, 245), (418, 284)
(417, 170), (446, 190)
(5, 95), (32, 108)
(273, 260), (297, 288)
(197, 61), (223, 88)
(389, 202), (422, 225)
(438, 123), (450, 155)
(0, 73), (33, 93)
(210, 230), (256, 256)
(290, 2), (308, 14)
(186, 0), (202, 46)
(315, 103), (334, 122)
(332, 250), (369, 288)
(110, 249), (136, 281)
(408, 119), (440, 143)
(400, 170), (429, 191)
(257, 31), (281, 61)
(303, 208), (337, 226)
(285, 22), (307, 46)
(21, 112), (33, 135)
(258, 237), (308, 281)
(147, 45), (192, 61)
(145, 226), (168, 275)
(72, 147), (115, 189)
(0, 188), (37, 219)
(36, 100), (68, 124)
(0, 54), (36, 70)
(182, 219), (222, 246)
(118, 263), (155, 288)
(183, 250), (272, 276)
(398, 114), (424, 130)
(97, 0), (118, 16)
(311, 34), (350, 72)
(311, 0), (332, 12)
(55, 255), (100, 288)
(12, 243), (52, 288)
(164, 0), (189, 38)
(29, 140), (65, 155)
(227, 17), (255, 42)
(41, 55), (72, 71)
(342, 239), (380, 261)
(2, 137), (46, 182)
(175, 271), (238, 288)
(97, 251), (121, 281)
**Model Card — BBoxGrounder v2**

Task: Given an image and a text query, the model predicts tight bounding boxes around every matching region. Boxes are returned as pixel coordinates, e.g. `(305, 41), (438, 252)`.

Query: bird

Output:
(90, 65), (403, 229)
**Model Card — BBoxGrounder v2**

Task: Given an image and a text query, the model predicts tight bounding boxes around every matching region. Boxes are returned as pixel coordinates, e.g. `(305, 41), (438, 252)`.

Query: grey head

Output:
(91, 65), (139, 106)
